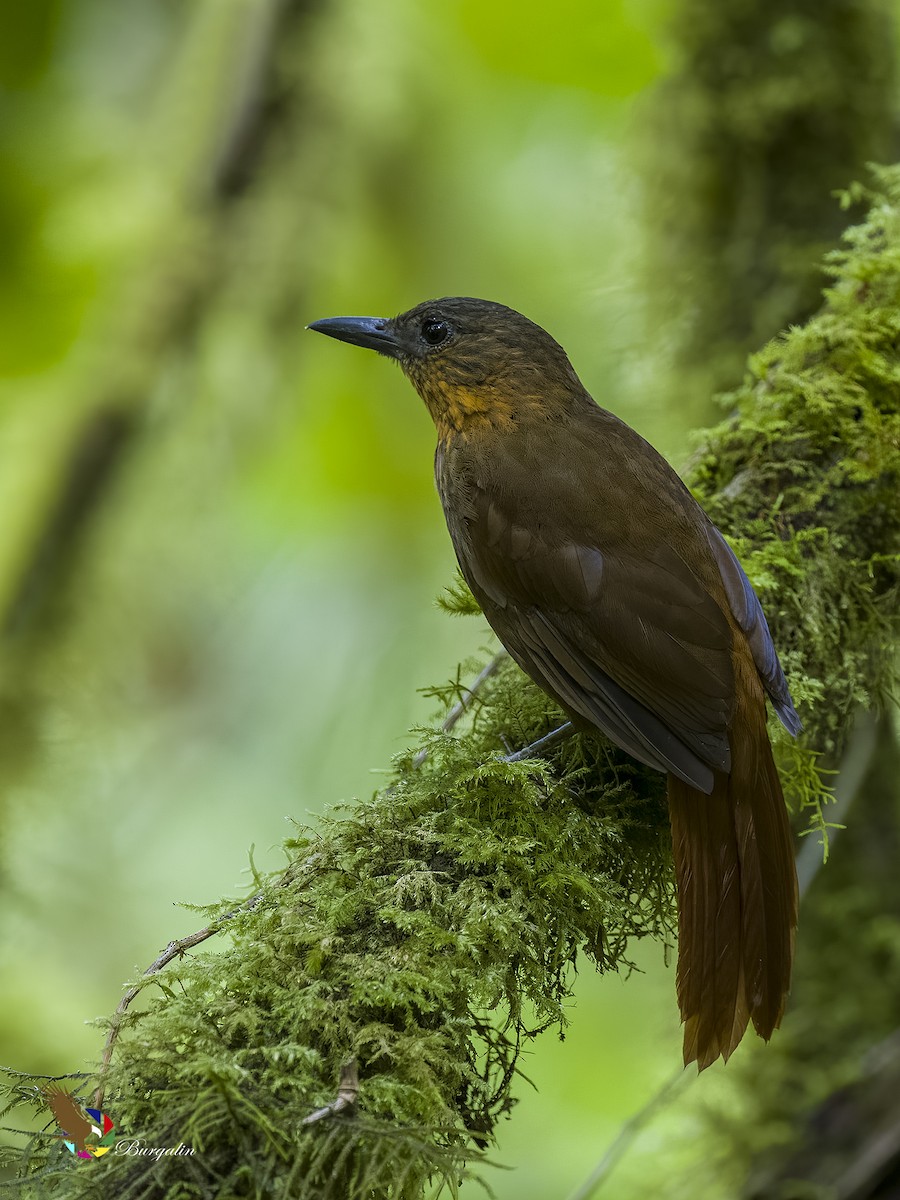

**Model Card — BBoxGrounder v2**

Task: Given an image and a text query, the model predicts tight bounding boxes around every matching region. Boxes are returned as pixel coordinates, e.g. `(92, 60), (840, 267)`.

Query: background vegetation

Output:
(0, 1), (898, 1197)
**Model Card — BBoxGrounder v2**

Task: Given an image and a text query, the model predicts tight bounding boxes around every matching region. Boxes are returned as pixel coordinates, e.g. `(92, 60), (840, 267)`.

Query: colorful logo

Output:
(42, 1085), (116, 1160)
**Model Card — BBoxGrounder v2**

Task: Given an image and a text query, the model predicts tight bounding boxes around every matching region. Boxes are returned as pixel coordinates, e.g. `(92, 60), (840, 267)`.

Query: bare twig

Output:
(301, 1060), (359, 1126)
(412, 652), (506, 768)
(565, 1066), (688, 1200)
(503, 722), (574, 763)
(92, 890), (267, 1109)
(2, 1070), (90, 1082)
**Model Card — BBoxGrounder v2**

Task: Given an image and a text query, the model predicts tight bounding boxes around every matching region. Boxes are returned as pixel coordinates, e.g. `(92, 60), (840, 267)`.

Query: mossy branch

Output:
(4, 172), (900, 1199)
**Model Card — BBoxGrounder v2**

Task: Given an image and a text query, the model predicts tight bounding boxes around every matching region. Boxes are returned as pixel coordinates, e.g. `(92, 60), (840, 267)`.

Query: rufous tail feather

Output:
(667, 658), (798, 1070)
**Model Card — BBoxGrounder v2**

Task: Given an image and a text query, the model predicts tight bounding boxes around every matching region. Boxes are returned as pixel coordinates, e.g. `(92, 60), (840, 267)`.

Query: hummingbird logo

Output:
(41, 1085), (116, 1160)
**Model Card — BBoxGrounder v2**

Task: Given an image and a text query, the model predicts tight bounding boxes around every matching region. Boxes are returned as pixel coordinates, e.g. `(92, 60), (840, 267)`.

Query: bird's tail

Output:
(667, 668), (798, 1070)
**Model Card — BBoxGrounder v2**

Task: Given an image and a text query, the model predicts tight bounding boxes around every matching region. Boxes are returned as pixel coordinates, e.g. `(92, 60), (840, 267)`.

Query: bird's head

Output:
(309, 297), (585, 441)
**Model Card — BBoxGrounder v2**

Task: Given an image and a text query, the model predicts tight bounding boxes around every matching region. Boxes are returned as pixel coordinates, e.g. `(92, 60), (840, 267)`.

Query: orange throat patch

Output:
(411, 375), (516, 443)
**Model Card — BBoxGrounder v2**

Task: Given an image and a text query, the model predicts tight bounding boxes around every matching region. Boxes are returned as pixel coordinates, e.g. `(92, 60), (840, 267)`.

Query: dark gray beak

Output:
(307, 315), (401, 359)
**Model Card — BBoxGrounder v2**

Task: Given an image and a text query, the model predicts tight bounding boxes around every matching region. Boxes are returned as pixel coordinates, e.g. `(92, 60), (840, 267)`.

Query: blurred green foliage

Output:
(641, 0), (899, 418)
(455, 0), (663, 93)
(0, 0), (897, 1197)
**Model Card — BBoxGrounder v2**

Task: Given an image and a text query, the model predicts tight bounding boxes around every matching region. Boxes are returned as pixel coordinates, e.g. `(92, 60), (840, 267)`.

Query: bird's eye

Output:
(421, 317), (451, 347)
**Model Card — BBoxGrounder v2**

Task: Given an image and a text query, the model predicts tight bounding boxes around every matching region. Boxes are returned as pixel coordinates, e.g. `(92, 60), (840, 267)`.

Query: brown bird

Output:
(42, 1084), (96, 1154)
(309, 297), (800, 1070)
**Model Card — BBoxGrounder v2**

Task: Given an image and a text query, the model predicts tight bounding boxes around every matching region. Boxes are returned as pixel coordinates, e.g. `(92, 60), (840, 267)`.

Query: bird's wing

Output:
(705, 524), (801, 735)
(456, 495), (735, 792)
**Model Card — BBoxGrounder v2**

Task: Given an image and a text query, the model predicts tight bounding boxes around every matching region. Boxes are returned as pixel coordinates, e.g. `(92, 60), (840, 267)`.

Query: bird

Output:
(42, 1084), (97, 1156)
(309, 296), (800, 1070)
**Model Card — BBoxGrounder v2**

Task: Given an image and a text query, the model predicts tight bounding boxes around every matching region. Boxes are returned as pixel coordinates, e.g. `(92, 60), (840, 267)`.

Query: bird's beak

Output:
(307, 315), (402, 359)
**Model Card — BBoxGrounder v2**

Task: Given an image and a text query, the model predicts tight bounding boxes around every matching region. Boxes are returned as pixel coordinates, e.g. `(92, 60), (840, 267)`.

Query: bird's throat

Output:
(410, 374), (517, 443)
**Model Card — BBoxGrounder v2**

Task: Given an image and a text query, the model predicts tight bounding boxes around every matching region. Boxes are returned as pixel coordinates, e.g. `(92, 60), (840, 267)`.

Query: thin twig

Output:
(564, 1067), (688, 1200)
(502, 722), (574, 763)
(92, 891), (267, 1109)
(2, 1070), (90, 1082)
(412, 652), (506, 768)
(301, 1060), (359, 1126)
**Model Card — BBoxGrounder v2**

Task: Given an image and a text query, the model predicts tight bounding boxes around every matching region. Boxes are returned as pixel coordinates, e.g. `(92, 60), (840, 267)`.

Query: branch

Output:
(301, 1061), (360, 1126)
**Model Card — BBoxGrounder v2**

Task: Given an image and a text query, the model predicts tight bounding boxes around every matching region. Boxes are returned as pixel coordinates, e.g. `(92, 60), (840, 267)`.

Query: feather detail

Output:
(668, 643), (798, 1069)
